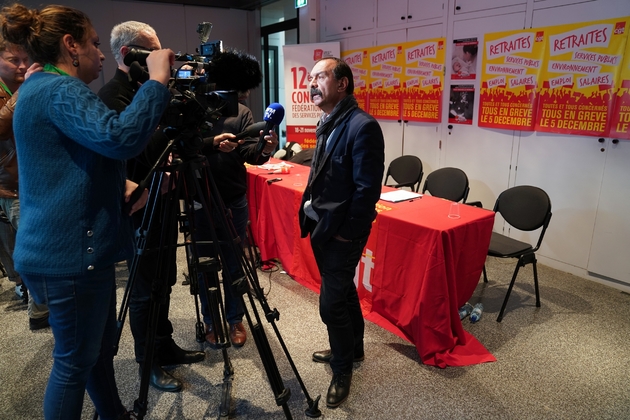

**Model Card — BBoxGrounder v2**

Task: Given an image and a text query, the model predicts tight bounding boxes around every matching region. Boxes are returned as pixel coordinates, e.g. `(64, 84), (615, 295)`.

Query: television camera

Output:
(123, 22), (263, 153)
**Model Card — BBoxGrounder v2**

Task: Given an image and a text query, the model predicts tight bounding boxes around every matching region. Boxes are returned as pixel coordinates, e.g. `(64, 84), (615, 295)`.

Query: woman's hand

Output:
(25, 63), (43, 80)
(146, 49), (175, 86)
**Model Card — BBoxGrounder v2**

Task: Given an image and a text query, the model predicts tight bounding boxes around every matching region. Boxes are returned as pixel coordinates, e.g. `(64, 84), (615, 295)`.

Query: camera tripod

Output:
(112, 133), (321, 419)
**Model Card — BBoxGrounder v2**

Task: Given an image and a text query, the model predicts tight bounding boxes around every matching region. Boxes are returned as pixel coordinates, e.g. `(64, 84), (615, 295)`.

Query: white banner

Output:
(282, 42), (340, 147)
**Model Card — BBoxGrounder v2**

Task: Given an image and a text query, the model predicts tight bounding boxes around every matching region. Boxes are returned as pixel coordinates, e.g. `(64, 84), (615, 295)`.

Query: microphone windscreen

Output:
(263, 103), (285, 125)
(208, 49), (262, 92)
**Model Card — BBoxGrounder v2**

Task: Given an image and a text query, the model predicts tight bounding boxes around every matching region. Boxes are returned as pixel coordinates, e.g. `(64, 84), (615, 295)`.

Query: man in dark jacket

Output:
(98, 20), (204, 394)
(299, 57), (384, 408)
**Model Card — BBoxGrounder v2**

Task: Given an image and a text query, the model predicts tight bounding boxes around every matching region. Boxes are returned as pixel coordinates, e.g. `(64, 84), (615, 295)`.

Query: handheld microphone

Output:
(257, 103), (285, 155)
(203, 121), (266, 146)
(123, 47), (152, 67)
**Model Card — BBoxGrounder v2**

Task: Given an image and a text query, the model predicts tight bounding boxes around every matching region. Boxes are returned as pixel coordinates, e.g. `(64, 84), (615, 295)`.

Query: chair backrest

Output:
(384, 155), (423, 192)
(494, 185), (552, 251)
(421, 167), (470, 203)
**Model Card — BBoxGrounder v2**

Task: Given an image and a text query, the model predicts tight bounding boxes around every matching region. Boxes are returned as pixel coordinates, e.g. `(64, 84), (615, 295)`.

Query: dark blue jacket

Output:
(299, 106), (384, 246)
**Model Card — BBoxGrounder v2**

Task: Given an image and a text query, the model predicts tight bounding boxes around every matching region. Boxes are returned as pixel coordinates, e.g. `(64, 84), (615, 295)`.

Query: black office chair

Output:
(483, 185), (552, 322)
(384, 155), (423, 192)
(421, 167), (470, 203)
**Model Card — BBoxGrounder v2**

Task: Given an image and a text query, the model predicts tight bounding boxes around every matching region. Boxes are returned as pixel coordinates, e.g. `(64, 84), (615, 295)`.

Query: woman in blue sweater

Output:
(1, 4), (174, 420)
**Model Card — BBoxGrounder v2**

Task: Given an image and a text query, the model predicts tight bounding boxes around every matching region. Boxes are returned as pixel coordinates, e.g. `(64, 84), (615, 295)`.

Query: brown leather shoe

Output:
(205, 323), (217, 346)
(229, 322), (247, 347)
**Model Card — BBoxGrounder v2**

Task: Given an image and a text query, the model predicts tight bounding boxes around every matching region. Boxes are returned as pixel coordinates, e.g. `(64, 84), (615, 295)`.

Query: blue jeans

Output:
(195, 194), (248, 326)
(311, 236), (367, 375)
(22, 265), (126, 420)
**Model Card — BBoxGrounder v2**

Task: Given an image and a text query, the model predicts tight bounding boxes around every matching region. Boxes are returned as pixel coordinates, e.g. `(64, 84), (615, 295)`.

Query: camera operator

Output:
(97, 21), (205, 394)
(195, 49), (278, 348)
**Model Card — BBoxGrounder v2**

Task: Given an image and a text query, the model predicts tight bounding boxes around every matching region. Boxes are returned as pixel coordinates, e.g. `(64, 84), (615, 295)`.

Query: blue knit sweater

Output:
(13, 72), (170, 276)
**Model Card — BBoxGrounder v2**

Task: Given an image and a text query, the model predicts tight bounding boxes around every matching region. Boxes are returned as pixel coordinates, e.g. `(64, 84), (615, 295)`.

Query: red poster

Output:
(451, 38), (479, 80)
(367, 45), (403, 121)
(478, 29), (546, 130)
(401, 38), (445, 123)
(608, 35), (630, 139)
(448, 85), (475, 125)
(535, 18), (630, 136)
(283, 42), (340, 147)
(342, 49), (370, 111)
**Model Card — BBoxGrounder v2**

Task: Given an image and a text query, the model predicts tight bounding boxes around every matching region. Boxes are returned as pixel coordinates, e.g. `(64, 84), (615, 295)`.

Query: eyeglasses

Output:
(126, 44), (158, 52)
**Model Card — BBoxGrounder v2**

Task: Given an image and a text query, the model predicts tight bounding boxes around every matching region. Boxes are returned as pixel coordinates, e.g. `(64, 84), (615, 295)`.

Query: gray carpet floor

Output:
(1, 253), (629, 419)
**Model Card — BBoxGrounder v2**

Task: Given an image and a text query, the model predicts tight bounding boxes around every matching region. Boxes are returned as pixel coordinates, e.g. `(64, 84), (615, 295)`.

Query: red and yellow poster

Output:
(608, 34), (630, 139)
(535, 17), (630, 136)
(342, 48), (370, 111)
(478, 29), (546, 130)
(401, 38), (445, 123)
(366, 44), (404, 120)
(283, 42), (340, 147)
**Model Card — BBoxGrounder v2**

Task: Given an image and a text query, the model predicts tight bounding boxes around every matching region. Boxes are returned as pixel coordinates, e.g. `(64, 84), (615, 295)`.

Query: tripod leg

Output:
(235, 248), (322, 417)
(241, 291), (293, 420)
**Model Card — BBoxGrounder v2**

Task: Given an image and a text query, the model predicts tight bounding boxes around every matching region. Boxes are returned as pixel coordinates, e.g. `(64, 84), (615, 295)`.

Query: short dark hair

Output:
(318, 57), (354, 95)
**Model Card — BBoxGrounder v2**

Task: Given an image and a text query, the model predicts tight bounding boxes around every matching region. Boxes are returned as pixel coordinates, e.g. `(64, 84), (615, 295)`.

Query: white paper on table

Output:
(379, 190), (423, 203)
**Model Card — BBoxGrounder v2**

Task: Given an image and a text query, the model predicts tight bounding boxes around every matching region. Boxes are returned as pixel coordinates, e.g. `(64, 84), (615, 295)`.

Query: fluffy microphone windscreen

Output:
(209, 49), (263, 93)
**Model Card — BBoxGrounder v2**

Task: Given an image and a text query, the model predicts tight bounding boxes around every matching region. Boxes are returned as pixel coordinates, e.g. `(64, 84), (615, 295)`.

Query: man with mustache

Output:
(299, 57), (384, 409)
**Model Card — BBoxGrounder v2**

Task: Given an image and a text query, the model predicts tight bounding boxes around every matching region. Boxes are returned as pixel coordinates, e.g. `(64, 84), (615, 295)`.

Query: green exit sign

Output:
(295, 0), (307, 8)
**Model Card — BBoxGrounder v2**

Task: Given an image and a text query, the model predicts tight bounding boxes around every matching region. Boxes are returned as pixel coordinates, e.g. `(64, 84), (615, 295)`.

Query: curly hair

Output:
(0, 3), (92, 65)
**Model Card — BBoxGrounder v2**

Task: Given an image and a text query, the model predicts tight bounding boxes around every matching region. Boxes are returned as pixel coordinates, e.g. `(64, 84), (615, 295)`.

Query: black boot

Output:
(326, 372), (352, 408)
(158, 340), (205, 366)
(140, 365), (183, 393)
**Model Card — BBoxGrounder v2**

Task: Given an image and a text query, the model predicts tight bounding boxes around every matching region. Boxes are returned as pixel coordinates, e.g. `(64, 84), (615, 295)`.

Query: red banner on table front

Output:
(247, 163), (496, 367)
(534, 17), (630, 136)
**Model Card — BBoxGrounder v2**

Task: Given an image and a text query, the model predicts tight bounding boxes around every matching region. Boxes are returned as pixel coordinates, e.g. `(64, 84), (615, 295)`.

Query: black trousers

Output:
(128, 200), (178, 364)
(311, 235), (367, 375)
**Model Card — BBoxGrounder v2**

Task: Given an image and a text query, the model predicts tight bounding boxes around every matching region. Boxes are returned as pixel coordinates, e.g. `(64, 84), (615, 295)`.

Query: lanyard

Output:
(0, 81), (11, 96)
(43, 63), (70, 76)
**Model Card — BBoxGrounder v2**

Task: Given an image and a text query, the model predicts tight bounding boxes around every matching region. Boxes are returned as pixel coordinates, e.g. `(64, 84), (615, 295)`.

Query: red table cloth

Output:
(246, 161), (496, 367)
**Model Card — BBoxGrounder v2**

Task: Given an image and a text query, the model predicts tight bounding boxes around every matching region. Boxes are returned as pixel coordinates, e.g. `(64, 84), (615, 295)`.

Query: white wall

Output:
(307, 0), (630, 292)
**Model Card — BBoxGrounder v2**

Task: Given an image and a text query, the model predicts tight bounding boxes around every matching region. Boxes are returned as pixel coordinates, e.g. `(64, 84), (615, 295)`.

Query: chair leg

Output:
(482, 265), (488, 283)
(532, 258), (540, 308)
(496, 259), (524, 322)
